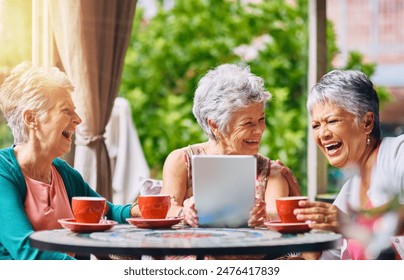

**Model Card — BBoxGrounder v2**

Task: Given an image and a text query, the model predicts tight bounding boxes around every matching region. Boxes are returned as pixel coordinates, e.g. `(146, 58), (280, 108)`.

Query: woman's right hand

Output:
(183, 197), (199, 227)
(293, 200), (340, 233)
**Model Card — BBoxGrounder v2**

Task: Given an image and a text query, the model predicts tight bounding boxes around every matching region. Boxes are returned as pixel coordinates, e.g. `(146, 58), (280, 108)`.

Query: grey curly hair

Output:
(192, 64), (272, 140)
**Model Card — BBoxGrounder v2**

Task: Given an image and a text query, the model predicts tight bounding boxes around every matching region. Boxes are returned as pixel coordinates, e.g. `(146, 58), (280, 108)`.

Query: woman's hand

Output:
(293, 200), (340, 233)
(130, 203), (141, 218)
(248, 199), (267, 228)
(183, 197), (199, 227)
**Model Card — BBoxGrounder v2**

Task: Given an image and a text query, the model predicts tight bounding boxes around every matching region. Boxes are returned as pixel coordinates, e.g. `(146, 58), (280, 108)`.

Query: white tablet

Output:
(192, 155), (256, 228)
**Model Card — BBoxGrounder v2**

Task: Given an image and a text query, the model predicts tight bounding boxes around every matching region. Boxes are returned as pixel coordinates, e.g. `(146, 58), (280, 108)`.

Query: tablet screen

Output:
(192, 155), (256, 228)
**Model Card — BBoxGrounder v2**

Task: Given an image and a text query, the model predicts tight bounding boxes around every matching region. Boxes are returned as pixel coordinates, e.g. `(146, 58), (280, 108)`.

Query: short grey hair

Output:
(0, 62), (74, 144)
(193, 64), (272, 140)
(307, 69), (381, 140)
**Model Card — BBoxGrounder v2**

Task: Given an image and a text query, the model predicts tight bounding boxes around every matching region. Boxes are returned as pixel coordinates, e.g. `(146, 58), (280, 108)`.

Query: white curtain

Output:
(50, 0), (137, 201)
(105, 97), (150, 204)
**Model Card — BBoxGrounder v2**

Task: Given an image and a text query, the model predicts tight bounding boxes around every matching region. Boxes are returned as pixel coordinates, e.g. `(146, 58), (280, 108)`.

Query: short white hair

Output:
(0, 62), (74, 143)
(192, 63), (271, 140)
(307, 69), (381, 139)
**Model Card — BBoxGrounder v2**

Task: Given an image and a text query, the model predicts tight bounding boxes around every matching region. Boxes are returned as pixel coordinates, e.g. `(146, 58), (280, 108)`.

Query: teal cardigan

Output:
(0, 147), (131, 260)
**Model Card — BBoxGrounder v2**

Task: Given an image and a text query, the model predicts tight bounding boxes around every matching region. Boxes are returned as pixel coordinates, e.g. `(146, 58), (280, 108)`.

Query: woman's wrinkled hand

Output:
(183, 197), (199, 227)
(248, 199), (267, 228)
(293, 200), (340, 233)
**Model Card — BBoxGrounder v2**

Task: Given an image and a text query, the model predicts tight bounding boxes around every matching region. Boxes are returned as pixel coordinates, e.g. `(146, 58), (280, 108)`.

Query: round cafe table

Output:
(30, 224), (342, 259)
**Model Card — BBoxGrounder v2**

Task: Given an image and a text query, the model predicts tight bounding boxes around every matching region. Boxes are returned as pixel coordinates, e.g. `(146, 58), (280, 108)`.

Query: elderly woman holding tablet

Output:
(158, 63), (300, 228)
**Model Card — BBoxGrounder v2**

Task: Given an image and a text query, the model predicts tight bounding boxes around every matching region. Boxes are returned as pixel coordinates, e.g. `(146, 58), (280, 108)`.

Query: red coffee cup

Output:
(137, 194), (170, 219)
(72, 196), (107, 223)
(276, 196), (308, 223)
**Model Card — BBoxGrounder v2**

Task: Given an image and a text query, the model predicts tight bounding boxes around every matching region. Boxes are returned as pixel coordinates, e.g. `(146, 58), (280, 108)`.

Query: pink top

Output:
(24, 165), (74, 231)
(343, 143), (382, 260)
(342, 200), (376, 260)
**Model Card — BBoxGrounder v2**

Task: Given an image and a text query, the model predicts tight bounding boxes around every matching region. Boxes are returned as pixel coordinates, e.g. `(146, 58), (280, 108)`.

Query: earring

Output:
(366, 135), (370, 145)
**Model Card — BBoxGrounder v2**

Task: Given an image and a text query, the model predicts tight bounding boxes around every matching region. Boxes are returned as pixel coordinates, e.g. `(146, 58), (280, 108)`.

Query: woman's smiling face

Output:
(36, 88), (82, 157)
(217, 102), (266, 155)
(310, 101), (368, 168)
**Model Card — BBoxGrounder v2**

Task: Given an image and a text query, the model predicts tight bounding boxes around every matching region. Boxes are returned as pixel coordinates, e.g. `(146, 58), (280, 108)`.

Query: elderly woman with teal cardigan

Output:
(0, 62), (132, 260)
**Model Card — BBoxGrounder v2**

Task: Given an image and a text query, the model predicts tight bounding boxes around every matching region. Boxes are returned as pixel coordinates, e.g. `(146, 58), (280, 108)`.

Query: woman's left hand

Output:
(248, 199), (267, 228)
(183, 197), (199, 227)
(293, 200), (340, 233)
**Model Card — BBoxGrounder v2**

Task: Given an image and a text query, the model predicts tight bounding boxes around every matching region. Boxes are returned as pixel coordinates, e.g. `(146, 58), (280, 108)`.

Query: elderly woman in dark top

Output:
(0, 62), (133, 260)
(140, 63), (300, 228)
(294, 69), (404, 260)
